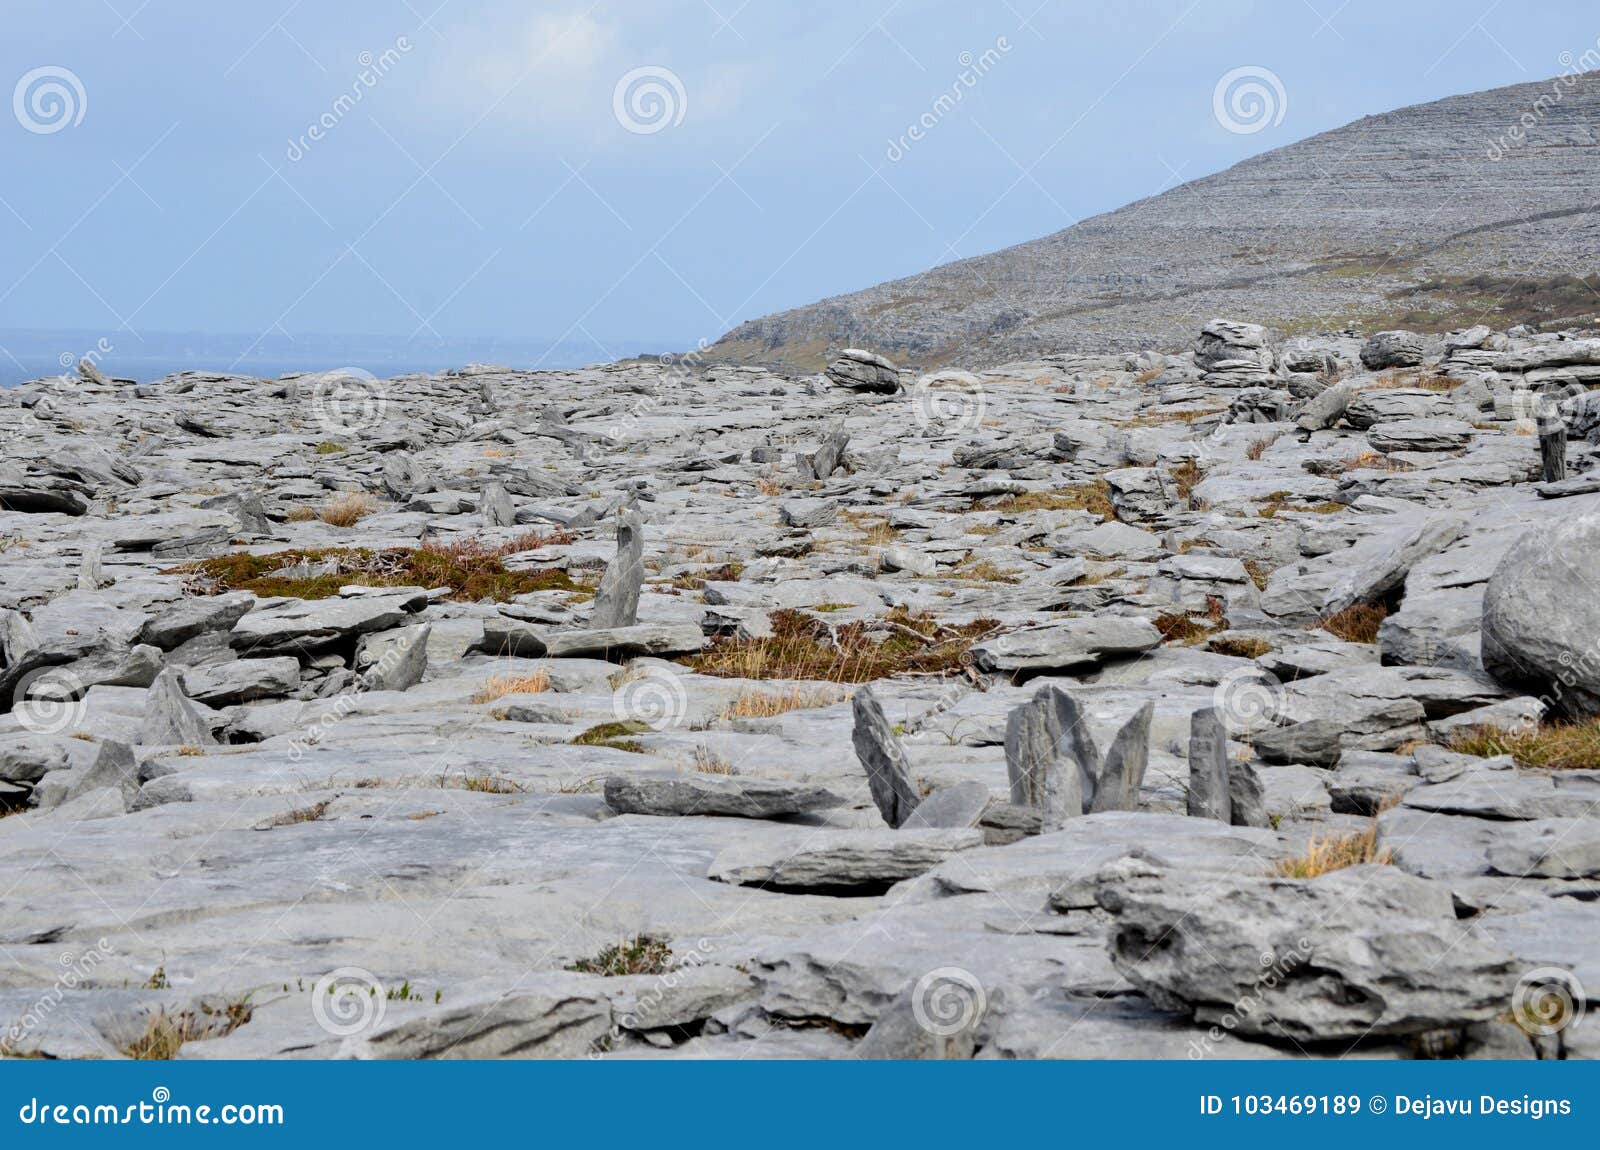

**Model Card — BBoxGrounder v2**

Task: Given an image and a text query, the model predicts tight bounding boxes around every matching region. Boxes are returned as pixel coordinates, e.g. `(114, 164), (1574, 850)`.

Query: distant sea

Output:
(0, 331), (679, 388)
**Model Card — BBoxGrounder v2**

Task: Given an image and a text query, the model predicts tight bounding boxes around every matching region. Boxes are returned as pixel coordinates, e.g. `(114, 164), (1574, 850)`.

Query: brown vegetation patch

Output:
(1317, 603), (1387, 644)
(1446, 721), (1600, 771)
(686, 608), (998, 683)
(1273, 822), (1392, 878)
(984, 481), (1116, 521)
(171, 537), (586, 603)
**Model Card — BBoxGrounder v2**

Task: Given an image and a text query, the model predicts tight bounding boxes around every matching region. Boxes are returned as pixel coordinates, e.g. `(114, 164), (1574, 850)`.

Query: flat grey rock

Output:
(603, 771), (846, 820)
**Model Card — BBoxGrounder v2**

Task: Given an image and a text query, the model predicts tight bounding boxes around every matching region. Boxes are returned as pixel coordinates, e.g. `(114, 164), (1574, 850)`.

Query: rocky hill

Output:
(712, 74), (1600, 372)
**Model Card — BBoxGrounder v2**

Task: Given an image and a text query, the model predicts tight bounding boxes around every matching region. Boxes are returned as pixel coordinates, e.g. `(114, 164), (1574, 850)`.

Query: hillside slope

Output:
(712, 74), (1600, 371)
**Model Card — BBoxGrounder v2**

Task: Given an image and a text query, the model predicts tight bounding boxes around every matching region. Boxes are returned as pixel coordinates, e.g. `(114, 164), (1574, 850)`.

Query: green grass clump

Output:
(571, 721), (651, 754)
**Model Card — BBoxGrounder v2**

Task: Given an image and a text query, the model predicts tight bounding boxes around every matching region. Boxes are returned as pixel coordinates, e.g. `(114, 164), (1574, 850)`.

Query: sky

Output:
(0, 0), (1595, 371)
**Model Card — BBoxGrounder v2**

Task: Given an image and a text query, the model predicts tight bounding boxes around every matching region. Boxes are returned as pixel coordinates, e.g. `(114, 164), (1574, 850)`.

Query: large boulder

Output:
(1359, 330), (1426, 370)
(824, 349), (901, 393)
(1481, 515), (1600, 718)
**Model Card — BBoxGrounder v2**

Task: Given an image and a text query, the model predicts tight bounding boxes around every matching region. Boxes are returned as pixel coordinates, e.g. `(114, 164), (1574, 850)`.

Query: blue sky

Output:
(0, 0), (1593, 361)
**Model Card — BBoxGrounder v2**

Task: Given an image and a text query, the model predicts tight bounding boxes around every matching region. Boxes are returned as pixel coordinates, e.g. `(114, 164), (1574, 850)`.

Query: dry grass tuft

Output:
(124, 997), (254, 1060)
(317, 492), (376, 527)
(1341, 450), (1414, 473)
(1446, 720), (1600, 771)
(471, 670), (551, 703)
(1318, 603), (1388, 644)
(755, 477), (783, 497)
(1274, 823), (1392, 878)
(566, 935), (674, 977)
(1209, 635), (1273, 660)
(720, 685), (844, 720)
(692, 745), (739, 775)
(255, 799), (333, 830)
(1169, 459), (1204, 506)
(461, 773), (525, 794)
(1244, 435), (1278, 461)
(984, 481), (1116, 521)
(1242, 559), (1275, 591)
(687, 609), (997, 684)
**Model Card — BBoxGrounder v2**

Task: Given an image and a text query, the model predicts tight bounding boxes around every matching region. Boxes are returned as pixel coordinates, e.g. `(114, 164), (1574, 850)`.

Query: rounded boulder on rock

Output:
(1481, 513), (1600, 718)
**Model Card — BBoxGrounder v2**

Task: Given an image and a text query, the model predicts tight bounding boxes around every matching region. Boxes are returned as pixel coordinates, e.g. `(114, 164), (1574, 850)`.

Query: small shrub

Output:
(314, 441), (345, 455)
(255, 799), (332, 829)
(1242, 559), (1274, 590)
(566, 936), (674, 976)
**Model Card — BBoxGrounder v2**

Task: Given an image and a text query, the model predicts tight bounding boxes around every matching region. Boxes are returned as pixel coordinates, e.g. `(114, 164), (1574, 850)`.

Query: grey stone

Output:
(850, 686), (922, 829)
(355, 623), (431, 692)
(1481, 513), (1600, 718)
(602, 772), (846, 820)
(1485, 818), (1600, 878)
(708, 828), (982, 890)
(183, 656), (301, 705)
(138, 668), (217, 746)
(589, 509), (645, 629)
(1187, 706), (1231, 822)
(971, 617), (1162, 675)
(900, 781), (991, 829)
(1227, 759), (1271, 828)
(1099, 864), (1520, 1042)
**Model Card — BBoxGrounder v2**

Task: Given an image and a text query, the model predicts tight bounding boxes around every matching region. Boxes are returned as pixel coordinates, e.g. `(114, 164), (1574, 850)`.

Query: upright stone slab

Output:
(811, 424), (850, 480)
(850, 686), (922, 829)
(1227, 758), (1271, 828)
(588, 509), (645, 630)
(1049, 689), (1101, 814)
(1090, 701), (1153, 813)
(1002, 686), (1083, 830)
(1187, 706), (1231, 823)
(480, 482), (515, 528)
(139, 667), (216, 747)
(1003, 690), (1057, 807)
(356, 622), (432, 692)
